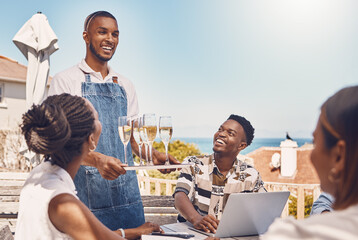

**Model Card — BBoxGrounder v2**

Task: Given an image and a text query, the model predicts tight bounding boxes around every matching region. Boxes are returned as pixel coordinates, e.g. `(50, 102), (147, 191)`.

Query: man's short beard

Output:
(89, 43), (113, 62)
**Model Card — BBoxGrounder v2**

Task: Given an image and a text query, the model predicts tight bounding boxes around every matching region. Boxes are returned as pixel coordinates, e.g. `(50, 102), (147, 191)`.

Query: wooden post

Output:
(145, 178), (151, 195)
(166, 182), (172, 196)
(313, 186), (321, 202)
(297, 186), (305, 219)
(155, 181), (161, 195)
(281, 185), (289, 218)
(266, 184), (273, 192)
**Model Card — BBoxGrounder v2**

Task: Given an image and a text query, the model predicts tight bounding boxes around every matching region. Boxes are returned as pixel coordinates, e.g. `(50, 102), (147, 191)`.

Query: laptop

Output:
(189, 191), (290, 238)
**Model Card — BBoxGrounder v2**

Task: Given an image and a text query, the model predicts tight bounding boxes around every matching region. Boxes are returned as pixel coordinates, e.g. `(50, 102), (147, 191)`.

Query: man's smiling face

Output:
(213, 119), (247, 156)
(85, 16), (119, 62)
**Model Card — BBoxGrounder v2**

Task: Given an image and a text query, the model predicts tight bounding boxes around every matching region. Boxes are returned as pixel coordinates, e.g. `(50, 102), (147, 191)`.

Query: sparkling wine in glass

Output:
(118, 116), (132, 164)
(143, 113), (157, 166)
(133, 117), (144, 166)
(139, 117), (149, 165)
(159, 116), (173, 165)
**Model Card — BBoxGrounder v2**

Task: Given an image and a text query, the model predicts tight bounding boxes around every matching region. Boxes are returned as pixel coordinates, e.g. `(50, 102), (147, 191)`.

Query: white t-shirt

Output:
(261, 204), (358, 240)
(48, 59), (139, 119)
(15, 161), (77, 240)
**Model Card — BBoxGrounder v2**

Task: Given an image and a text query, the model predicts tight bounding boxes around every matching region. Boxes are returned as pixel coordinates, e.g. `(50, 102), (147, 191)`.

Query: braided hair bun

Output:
(20, 93), (95, 168)
(21, 103), (71, 155)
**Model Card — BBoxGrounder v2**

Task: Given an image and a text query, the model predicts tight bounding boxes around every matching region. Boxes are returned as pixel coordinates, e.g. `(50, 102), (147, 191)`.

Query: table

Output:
(159, 222), (260, 240)
(123, 163), (192, 171)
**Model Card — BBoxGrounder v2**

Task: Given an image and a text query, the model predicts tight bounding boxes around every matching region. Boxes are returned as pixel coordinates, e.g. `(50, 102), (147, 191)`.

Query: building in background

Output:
(0, 55), (51, 129)
(0, 56), (27, 129)
(247, 141), (319, 184)
(0, 55), (51, 170)
(247, 140), (320, 219)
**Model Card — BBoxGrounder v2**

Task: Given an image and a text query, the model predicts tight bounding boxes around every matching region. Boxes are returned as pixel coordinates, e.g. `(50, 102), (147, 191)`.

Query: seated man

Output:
(174, 114), (266, 234)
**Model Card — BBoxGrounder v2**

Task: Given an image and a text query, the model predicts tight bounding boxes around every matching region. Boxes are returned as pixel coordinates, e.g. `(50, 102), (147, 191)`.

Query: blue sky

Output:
(1, 0), (357, 138)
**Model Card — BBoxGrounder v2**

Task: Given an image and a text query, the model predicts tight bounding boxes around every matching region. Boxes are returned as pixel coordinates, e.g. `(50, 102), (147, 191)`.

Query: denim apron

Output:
(74, 73), (145, 230)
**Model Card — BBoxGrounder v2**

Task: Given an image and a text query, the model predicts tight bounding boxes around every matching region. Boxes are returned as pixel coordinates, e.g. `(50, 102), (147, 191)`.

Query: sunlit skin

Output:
(212, 119), (247, 176)
(83, 16), (119, 78)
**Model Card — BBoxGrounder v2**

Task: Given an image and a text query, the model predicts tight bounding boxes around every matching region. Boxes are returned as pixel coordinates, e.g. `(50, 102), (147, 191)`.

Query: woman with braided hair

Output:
(262, 86), (358, 240)
(15, 93), (161, 240)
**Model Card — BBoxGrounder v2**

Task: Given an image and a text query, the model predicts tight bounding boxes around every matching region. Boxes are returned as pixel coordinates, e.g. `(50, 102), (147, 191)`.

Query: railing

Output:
(0, 173), (321, 222)
(265, 182), (321, 219)
(137, 175), (177, 196)
(137, 176), (321, 220)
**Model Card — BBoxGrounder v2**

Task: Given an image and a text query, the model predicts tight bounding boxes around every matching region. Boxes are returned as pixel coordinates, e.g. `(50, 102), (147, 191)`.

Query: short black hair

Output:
(227, 114), (255, 146)
(84, 11), (117, 31)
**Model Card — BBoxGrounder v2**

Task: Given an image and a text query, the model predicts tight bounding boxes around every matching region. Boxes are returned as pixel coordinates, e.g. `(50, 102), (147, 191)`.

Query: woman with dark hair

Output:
(15, 93), (161, 240)
(262, 86), (358, 239)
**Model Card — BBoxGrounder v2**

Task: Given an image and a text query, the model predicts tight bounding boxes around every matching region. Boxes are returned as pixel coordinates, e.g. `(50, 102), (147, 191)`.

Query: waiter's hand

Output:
(152, 150), (180, 174)
(193, 214), (219, 234)
(84, 152), (127, 180)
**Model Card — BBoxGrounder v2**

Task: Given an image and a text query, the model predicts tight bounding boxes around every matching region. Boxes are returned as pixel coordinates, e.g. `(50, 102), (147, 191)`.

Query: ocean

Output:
(171, 137), (313, 155)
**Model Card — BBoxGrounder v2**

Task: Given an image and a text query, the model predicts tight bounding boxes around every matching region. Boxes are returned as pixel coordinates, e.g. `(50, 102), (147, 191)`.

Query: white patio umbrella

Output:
(13, 12), (59, 166)
(13, 12), (59, 108)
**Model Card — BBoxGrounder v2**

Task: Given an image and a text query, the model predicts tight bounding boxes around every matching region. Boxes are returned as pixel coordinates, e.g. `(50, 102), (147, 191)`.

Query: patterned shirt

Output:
(174, 154), (266, 221)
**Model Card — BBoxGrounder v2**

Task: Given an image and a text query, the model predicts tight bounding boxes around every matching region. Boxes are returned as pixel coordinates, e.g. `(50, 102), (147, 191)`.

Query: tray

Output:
(123, 163), (193, 171)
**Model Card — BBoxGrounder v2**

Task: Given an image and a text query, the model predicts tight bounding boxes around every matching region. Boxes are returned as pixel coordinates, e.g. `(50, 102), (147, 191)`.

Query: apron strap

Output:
(85, 73), (91, 83)
(82, 70), (118, 84)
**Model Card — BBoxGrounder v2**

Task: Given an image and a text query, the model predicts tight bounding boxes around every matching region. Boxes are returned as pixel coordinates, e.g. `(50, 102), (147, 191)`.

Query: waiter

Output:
(48, 11), (178, 231)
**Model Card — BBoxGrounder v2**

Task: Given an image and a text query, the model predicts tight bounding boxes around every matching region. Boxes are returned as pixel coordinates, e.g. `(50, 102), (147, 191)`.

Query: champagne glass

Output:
(118, 116), (132, 164)
(139, 117), (149, 165)
(132, 117), (144, 165)
(143, 113), (157, 166)
(159, 116), (173, 165)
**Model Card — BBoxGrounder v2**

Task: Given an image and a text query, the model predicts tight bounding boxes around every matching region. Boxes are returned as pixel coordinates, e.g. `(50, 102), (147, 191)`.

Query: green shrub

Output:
(152, 140), (202, 163)
(133, 139), (201, 194)
(288, 194), (313, 218)
(133, 139), (201, 179)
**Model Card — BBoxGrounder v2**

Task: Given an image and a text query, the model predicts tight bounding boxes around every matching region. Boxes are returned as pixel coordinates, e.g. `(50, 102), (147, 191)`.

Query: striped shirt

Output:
(174, 154), (266, 220)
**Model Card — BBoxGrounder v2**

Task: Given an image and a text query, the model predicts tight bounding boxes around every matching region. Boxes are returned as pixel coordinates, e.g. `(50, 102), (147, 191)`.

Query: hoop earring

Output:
(89, 145), (97, 152)
(328, 168), (340, 183)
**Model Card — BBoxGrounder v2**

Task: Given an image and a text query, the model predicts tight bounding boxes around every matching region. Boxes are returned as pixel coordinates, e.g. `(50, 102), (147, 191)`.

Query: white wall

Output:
(280, 139), (298, 177)
(0, 81), (26, 129)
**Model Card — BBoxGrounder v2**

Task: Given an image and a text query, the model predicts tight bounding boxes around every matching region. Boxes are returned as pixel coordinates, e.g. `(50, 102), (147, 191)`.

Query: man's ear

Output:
(83, 31), (89, 44)
(238, 142), (247, 151)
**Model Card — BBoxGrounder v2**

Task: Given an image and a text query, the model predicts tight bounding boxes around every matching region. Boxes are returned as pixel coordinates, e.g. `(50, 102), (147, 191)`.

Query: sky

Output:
(1, 0), (358, 138)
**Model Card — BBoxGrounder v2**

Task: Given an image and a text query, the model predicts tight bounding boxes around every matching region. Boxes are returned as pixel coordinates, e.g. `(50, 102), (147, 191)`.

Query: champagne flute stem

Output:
(139, 144), (143, 166)
(164, 143), (169, 165)
(145, 143), (149, 165)
(148, 142), (153, 165)
(124, 143), (127, 164)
